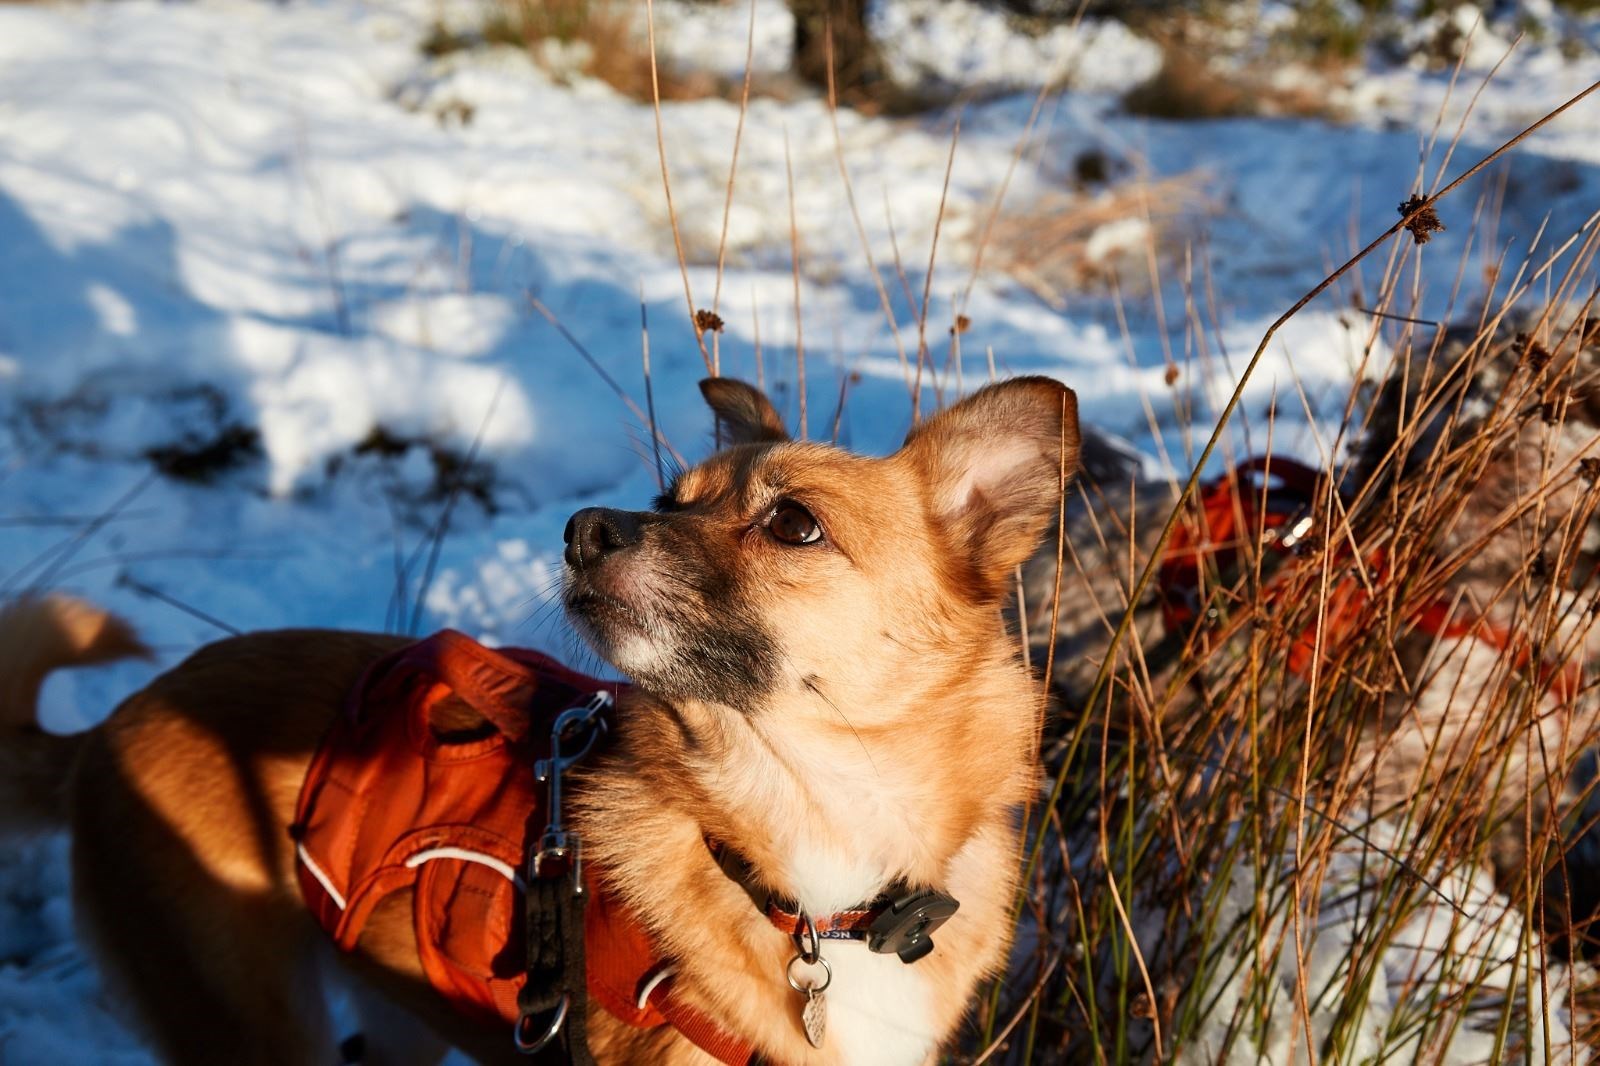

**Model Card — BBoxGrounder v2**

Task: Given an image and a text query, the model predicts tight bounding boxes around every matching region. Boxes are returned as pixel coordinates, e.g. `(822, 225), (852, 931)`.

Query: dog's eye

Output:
(766, 501), (822, 545)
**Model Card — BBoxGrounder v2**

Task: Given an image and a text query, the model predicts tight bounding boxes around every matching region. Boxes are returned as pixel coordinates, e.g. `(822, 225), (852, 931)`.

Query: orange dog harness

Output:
(290, 630), (759, 1063)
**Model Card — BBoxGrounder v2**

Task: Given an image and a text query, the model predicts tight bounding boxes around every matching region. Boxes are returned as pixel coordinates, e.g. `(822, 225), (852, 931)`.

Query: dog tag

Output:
(786, 947), (831, 1049)
(802, 987), (826, 1049)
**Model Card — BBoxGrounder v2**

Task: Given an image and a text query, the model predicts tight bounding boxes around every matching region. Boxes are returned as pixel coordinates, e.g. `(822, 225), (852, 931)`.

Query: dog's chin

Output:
(565, 588), (674, 679)
(564, 579), (780, 708)
(567, 607), (748, 706)
(583, 626), (675, 680)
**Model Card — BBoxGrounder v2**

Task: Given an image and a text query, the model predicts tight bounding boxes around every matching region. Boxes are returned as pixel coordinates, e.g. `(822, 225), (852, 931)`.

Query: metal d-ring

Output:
(786, 953), (833, 995)
(513, 994), (569, 1055)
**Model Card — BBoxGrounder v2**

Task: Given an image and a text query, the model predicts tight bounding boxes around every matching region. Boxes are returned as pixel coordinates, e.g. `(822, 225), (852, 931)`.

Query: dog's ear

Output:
(899, 376), (1079, 592)
(700, 378), (789, 446)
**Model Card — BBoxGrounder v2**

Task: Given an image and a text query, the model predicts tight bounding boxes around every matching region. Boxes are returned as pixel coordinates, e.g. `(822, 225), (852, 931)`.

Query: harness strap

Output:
(644, 977), (763, 1066)
(583, 878), (764, 1065)
(520, 694), (612, 1063)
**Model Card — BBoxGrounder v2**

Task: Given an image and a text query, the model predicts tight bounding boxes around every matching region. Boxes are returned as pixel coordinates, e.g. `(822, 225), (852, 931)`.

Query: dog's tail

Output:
(0, 595), (147, 832)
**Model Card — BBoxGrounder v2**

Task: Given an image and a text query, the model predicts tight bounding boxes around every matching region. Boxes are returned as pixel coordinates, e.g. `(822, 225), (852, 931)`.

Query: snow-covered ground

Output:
(2, 0), (1598, 1060)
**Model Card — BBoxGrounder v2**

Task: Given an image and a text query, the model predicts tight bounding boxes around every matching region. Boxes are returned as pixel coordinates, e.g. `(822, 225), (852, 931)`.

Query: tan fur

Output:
(0, 595), (148, 831)
(0, 376), (1080, 1065)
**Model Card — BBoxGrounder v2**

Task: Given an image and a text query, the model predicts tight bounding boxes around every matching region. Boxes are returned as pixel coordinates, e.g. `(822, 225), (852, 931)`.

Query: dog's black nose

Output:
(564, 508), (643, 570)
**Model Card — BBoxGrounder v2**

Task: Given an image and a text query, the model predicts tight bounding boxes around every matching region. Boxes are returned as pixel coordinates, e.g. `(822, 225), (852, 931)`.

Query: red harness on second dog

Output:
(290, 630), (759, 1063)
(1158, 457), (1581, 700)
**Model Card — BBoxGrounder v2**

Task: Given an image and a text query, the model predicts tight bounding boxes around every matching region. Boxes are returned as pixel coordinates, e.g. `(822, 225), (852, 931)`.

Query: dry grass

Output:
(970, 142), (1600, 1063)
(424, 0), (719, 103)
(1124, 16), (1354, 122)
(985, 172), (1214, 306)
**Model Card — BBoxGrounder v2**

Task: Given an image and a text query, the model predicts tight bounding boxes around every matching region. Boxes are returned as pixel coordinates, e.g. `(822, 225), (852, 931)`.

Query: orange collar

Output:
(705, 838), (960, 965)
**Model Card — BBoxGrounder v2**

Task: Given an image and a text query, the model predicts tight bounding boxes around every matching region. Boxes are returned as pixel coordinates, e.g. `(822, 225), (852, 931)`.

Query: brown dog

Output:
(0, 375), (1079, 1066)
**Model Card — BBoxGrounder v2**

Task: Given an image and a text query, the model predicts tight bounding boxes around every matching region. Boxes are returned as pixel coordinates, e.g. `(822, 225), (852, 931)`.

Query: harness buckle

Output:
(532, 830), (579, 881)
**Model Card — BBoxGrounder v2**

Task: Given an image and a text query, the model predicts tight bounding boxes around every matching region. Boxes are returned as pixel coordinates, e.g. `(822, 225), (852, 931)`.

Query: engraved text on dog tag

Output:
(802, 987), (826, 1049)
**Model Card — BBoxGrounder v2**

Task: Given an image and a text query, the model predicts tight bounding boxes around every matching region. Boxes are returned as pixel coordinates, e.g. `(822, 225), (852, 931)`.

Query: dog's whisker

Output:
(800, 670), (879, 778)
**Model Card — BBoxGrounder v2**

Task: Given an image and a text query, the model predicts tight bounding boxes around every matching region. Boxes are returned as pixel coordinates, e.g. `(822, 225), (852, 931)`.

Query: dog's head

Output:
(563, 376), (1078, 712)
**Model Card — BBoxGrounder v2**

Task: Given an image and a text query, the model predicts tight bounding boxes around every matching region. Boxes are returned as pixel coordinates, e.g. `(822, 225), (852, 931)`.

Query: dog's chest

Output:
(780, 847), (939, 1065)
(815, 944), (938, 1066)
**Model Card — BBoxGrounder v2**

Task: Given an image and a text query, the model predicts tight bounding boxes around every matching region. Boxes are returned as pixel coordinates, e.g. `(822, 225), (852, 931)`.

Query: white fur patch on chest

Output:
(815, 942), (937, 1066)
(784, 840), (883, 916)
(784, 845), (938, 1065)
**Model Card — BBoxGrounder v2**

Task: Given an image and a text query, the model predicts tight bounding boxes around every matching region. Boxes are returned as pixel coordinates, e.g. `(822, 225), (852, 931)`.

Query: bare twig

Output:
(640, 291), (666, 491)
(785, 130), (808, 439)
(644, 0), (713, 373)
(527, 294), (687, 468)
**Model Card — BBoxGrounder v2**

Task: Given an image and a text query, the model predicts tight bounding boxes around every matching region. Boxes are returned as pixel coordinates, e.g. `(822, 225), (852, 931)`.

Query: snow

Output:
(2, 0), (1599, 1059)
(1172, 818), (1595, 1064)
(648, 0), (797, 82)
(871, 0), (1162, 93)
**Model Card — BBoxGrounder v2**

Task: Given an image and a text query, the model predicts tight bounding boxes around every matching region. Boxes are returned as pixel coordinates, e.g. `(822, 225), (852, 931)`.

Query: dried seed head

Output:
(694, 309), (725, 334)
(1164, 363), (1181, 387)
(1398, 194), (1445, 246)
(1517, 332), (1552, 372)
(1580, 457), (1600, 484)
(949, 314), (972, 336)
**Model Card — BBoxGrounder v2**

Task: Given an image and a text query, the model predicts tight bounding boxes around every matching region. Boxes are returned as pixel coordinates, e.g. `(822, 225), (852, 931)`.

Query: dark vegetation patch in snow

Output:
(331, 424), (507, 516)
(20, 382), (263, 486)
(145, 424), (262, 484)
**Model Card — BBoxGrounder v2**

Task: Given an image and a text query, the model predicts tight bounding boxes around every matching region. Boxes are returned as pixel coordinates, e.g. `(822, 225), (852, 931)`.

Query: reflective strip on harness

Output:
(296, 843), (347, 911)
(405, 847), (525, 891)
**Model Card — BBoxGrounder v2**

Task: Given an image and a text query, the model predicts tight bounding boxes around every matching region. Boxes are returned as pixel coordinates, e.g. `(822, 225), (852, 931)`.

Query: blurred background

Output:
(1, 0), (1598, 1059)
